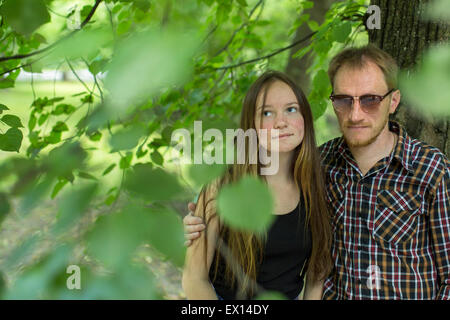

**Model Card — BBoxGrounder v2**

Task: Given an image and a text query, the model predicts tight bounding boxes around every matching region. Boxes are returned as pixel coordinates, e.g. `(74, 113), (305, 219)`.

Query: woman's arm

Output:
(182, 188), (220, 300)
(303, 272), (324, 300)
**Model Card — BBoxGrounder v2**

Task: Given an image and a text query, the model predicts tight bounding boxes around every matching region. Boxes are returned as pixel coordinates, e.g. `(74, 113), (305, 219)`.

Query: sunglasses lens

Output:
(360, 95), (382, 112)
(332, 96), (353, 111)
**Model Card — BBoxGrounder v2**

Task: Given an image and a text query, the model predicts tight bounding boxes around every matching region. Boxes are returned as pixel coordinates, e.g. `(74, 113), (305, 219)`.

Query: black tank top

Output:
(210, 200), (312, 300)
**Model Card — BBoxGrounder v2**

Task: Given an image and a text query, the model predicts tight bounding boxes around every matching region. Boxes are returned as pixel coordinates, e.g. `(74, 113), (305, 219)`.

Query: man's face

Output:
(332, 60), (400, 148)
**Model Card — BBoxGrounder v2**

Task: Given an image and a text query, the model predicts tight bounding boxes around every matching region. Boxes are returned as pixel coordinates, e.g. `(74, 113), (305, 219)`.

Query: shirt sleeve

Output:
(429, 160), (450, 300)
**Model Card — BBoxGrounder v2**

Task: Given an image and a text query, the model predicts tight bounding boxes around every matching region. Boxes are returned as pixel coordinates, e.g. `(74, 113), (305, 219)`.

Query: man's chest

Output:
(325, 163), (428, 246)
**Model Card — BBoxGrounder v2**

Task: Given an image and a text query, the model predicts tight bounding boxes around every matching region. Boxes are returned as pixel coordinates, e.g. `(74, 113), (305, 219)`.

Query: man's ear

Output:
(389, 89), (401, 114)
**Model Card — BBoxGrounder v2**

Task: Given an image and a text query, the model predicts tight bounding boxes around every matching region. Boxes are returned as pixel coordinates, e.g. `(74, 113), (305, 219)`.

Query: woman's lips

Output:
(275, 133), (293, 139)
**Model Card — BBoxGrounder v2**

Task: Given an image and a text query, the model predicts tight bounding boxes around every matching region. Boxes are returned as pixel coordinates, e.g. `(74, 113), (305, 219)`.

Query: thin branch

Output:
(65, 58), (100, 98)
(81, 56), (103, 99)
(104, 2), (117, 40)
(0, 0), (103, 63)
(46, 5), (71, 18)
(213, 0), (265, 58)
(211, 31), (317, 71)
(201, 25), (218, 46)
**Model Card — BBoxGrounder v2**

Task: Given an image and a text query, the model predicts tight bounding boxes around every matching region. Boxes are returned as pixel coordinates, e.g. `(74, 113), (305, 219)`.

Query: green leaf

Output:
(332, 21), (352, 43)
(46, 142), (87, 178)
(3, 234), (40, 270)
(0, 104), (9, 114)
(102, 163), (116, 176)
(86, 209), (147, 269)
(48, 97), (65, 105)
(52, 121), (69, 132)
(4, 244), (72, 299)
(78, 172), (97, 180)
(161, 126), (174, 142)
(38, 113), (49, 126)
(80, 5), (93, 21)
(400, 44), (450, 116)
(18, 176), (54, 215)
(136, 145), (148, 158)
(309, 96), (328, 121)
(0, 0), (51, 36)
(88, 130), (102, 142)
(313, 39), (333, 55)
(43, 28), (112, 64)
(44, 131), (61, 144)
(0, 78), (15, 89)
(187, 163), (227, 187)
(51, 179), (68, 199)
(81, 94), (94, 104)
(303, 1), (314, 9)
(104, 28), (199, 114)
(292, 46), (312, 60)
(119, 152), (133, 169)
(1, 114), (24, 128)
(0, 192), (11, 225)
(217, 176), (274, 232)
(117, 20), (132, 36)
(28, 113), (37, 131)
(133, 0), (151, 12)
(307, 20), (319, 31)
(110, 125), (146, 152)
(52, 104), (76, 115)
(0, 127), (23, 152)
(150, 150), (164, 166)
(141, 207), (186, 267)
(89, 59), (109, 76)
(124, 164), (184, 201)
(312, 69), (331, 96)
(425, 0), (450, 21)
(53, 184), (97, 234)
(216, 3), (231, 24)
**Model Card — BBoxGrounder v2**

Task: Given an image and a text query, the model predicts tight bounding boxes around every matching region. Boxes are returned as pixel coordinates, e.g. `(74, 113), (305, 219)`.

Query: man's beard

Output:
(343, 116), (389, 148)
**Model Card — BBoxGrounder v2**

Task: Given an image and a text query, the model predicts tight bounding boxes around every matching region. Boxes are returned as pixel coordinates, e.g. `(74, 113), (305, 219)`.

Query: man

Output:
(183, 44), (450, 299)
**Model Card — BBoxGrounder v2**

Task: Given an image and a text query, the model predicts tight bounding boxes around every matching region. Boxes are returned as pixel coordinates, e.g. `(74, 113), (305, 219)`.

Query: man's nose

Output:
(348, 98), (365, 122)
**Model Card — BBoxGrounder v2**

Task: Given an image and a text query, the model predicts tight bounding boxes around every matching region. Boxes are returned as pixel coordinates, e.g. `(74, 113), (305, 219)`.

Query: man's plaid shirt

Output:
(319, 121), (450, 299)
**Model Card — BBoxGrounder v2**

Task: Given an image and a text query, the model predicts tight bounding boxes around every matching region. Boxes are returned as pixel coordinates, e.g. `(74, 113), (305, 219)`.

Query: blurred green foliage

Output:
(0, 0), (367, 300)
(0, 0), (446, 300)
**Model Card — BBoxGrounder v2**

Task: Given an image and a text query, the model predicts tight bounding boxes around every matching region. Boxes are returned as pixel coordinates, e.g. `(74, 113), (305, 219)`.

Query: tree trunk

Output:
(369, 0), (450, 156)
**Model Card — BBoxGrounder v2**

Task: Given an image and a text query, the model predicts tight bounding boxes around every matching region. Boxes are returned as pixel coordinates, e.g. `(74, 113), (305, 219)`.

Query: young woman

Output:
(182, 71), (332, 300)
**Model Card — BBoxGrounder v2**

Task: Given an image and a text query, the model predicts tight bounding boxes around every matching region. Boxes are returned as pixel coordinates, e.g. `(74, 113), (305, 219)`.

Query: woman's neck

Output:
(264, 151), (295, 185)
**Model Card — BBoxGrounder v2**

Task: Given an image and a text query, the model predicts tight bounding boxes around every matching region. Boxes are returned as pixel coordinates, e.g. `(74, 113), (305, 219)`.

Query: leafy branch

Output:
(0, 0), (103, 64)
(212, 0), (265, 58)
(211, 31), (317, 70)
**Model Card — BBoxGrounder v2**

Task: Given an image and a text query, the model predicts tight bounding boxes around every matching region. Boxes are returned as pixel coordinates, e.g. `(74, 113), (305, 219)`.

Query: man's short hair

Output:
(328, 44), (399, 90)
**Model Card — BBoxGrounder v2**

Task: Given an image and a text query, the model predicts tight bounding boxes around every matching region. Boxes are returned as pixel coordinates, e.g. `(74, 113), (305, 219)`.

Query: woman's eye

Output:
(263, 111), (272, 117)
(287, 106), (298, 113)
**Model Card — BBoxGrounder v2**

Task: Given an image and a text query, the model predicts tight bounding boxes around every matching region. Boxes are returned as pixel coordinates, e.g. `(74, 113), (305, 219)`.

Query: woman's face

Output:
(254, 80), (305, 153)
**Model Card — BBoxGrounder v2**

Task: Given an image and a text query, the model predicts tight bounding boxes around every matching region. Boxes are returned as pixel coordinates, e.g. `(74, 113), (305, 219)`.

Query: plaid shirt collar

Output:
(334, 120), (415, 174)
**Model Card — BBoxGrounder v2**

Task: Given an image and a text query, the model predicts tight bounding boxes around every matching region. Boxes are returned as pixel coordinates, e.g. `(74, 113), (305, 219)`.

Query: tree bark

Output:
(369, 0), (450, 156)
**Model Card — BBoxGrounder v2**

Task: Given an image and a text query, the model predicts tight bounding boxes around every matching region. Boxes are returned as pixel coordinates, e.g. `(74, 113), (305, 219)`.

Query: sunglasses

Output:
(329, 88), (395, 114)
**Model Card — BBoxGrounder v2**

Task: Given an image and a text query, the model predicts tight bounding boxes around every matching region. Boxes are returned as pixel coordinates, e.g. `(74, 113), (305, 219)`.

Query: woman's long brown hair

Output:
(199, 70), (332, 298)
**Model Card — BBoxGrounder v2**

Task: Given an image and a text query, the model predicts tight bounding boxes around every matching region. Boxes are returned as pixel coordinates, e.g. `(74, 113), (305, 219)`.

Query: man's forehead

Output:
(333, 61), (389, 92)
